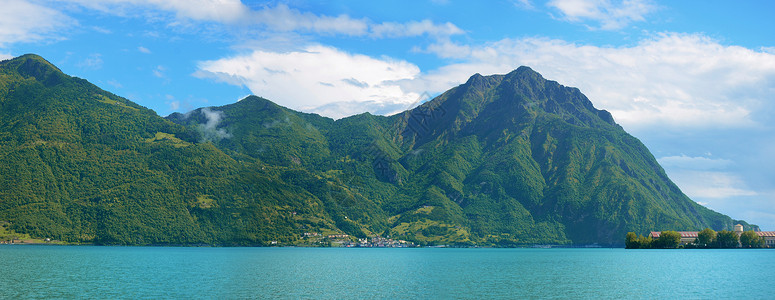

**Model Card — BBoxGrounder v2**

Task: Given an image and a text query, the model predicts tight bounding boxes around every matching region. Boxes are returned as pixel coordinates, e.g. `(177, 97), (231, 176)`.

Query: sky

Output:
(2, 0), (774, 230)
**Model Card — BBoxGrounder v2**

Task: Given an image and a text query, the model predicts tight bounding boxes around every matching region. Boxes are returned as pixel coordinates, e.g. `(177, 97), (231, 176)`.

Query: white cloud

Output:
(199, 107), (231, 141)
(371, 20), (464, 38)
(151, 0), (249, 23)
(657, 155), (759, 204)
(138, 46), (151, 54)
(198, 32), (775, 125)
(656, 155), (766, 224)
(58, 1), (461, 39)
(547, 0), (657, 30)
(62, 0), (250, 23)
(0, 0), (74, 47)
(77, 53), (103, 70)
(169, 100), (180, 111)
(106, 79), (123, 88)
(417, 33), (775, 129)
(690, 195), (775, 230)
(658, 155), (733, 171)
(250, 4), (368, 36)
(194, 45), (421, 119)
(739, 209), (775, 230)
(244, 5), (463, 39)
(152, 65), (167, 78)
(512, 0), (535, 10)
(667, 170), (757, 199)
(310, 100), (425, 120)
(91, 26), (112, 34)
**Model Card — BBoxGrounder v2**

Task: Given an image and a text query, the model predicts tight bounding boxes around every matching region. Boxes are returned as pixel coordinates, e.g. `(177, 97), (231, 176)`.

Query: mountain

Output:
(0, 54), (354, 245)
(380, 68), (739, 245)
(0, 54), (749, 246)
(170, 67), (745, 245)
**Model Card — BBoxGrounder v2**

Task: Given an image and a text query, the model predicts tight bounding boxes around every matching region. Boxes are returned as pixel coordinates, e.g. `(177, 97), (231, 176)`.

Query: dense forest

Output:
(0, 54), (752, 246)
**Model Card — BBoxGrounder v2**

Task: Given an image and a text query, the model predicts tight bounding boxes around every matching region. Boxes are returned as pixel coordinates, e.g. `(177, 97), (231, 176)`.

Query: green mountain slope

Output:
(0, 54), (749, 246)
(168, 67), (745, 246)
(373, 67), (738, 245)
(0, 54), (352, 245)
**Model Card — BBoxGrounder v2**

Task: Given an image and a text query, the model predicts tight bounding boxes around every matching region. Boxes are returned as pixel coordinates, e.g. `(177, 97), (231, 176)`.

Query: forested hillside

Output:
(0, 54), (354, 245)
(0, 54), (748, 246)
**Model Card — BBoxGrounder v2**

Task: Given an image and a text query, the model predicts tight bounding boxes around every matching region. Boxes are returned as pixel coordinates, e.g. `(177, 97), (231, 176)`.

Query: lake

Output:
(1, 246), (773, 299)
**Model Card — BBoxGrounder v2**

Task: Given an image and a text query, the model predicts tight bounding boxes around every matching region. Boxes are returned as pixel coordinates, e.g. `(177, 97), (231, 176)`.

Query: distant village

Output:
(299, 232), (416, 248)
(0, 237), (54, 245)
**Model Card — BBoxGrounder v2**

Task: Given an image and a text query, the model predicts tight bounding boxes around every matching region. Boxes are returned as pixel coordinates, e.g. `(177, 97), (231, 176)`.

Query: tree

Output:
(696, 228), (717, 248)
(716, 230), (739, 248)
(625, 232), (639, 249)
(656, 231), (681, 249)
(740, 231), (764, 248)
(638, 235), (653, 249)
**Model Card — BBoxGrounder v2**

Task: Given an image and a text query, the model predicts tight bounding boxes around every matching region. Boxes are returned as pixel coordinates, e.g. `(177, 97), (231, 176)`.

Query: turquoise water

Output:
(1, 246), (773, 299)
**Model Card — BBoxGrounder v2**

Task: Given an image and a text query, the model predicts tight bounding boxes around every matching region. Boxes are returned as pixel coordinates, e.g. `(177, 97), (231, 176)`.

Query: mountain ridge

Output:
(167, 61), (748, 245)
(0, 54), (755, 246)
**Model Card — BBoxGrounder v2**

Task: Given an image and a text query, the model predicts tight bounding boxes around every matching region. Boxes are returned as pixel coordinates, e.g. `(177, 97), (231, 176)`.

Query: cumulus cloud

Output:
(417, 33), (775, 130)
(547, 0), (657, 30)
(193, 33), (775, 126)
(194, 45), (422, 119)
(0, 0), (74, 47)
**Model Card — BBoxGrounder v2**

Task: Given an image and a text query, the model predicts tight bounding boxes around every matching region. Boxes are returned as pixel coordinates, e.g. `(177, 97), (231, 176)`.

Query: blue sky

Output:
(2, 0), (775, 230)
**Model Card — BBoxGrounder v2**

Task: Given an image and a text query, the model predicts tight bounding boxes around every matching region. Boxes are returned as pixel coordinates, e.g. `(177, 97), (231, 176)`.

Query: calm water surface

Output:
(1, 246), (773, 299)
